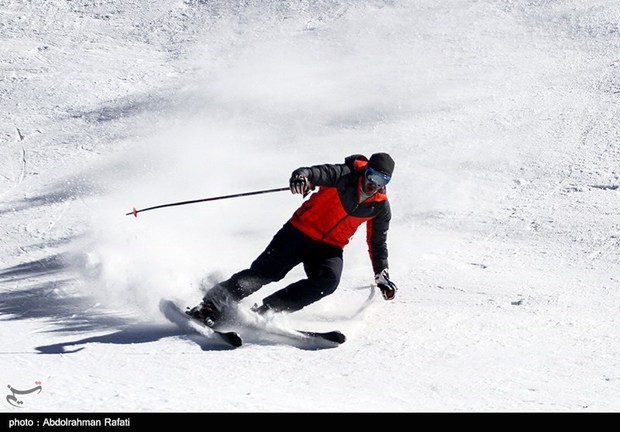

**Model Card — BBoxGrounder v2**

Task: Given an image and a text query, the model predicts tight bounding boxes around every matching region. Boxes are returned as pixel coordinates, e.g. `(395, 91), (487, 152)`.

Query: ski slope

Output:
(1, 0), (619, 412)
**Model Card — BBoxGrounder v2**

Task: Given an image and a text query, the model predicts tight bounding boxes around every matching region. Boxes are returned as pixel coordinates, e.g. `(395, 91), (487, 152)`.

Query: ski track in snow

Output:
(0, 0), (619, 412)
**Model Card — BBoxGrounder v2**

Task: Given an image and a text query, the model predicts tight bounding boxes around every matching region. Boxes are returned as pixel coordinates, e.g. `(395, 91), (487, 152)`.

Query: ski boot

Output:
(186, 300), (222, 328)
(251, 302), (273, 316)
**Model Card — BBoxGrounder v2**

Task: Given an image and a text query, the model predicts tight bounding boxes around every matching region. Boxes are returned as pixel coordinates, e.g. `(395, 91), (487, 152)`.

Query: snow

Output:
(1, 0), (619, 414)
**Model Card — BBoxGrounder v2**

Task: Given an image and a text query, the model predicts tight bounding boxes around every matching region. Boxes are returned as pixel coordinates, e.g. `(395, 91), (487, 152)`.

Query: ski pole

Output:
(126, 187), (289, 217)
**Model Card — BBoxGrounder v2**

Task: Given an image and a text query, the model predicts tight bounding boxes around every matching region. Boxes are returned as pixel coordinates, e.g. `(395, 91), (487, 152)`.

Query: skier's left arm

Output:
(368, 204), (398, 301)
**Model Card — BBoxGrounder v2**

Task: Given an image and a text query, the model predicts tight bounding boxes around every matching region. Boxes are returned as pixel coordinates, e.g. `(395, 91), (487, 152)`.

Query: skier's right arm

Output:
(289, 162), (349, 195)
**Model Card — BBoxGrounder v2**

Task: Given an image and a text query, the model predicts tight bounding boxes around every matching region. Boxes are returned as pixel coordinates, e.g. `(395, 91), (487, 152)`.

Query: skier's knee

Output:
(317, 273), (339, 296)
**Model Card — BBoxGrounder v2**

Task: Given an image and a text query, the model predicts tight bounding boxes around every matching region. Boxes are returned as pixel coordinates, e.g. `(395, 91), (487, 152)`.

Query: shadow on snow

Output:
(0, 252), (241, 353)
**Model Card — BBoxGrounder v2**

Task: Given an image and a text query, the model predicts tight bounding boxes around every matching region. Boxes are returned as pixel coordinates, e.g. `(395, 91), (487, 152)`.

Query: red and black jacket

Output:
(288, 154), (391, 274)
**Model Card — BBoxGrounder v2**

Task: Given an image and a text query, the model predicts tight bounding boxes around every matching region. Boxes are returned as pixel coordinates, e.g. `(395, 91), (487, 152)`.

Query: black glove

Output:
(375, 269), (398, 301)
(290, 174), (312, 196)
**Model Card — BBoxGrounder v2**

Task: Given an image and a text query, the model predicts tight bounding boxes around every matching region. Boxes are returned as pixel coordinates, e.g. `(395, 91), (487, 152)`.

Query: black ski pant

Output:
(204, 222), (343, 313)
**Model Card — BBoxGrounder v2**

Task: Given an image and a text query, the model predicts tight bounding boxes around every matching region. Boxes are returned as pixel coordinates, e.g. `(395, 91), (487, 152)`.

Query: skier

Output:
(188, 152), (398, 327)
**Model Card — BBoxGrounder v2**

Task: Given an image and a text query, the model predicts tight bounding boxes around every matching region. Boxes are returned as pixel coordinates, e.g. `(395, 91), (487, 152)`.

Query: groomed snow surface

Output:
(1, 0), (619, 414)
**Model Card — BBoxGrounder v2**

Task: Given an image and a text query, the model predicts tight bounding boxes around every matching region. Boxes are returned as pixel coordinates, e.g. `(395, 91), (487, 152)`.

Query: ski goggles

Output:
(364, 166), (391, 188)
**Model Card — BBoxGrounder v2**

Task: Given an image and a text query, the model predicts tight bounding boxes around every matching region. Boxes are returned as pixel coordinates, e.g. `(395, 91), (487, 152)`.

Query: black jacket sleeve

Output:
(368, 202), (390, 274)
(289, 159), (353, 188)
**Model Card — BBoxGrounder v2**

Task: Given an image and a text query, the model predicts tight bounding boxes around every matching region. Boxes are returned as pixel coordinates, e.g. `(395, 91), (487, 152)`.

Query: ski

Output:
(199, 324), (242, 348)
(251, 327), (346, 348)
(211, 328), (243, 348)
(161, 299), (345, 348)
(159, 299), (242, 348)
(295, 329), (346, 345)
